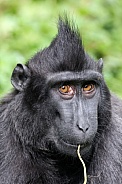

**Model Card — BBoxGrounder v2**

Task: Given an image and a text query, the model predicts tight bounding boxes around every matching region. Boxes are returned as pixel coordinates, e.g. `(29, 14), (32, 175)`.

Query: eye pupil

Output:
(62, 86), (67, 90)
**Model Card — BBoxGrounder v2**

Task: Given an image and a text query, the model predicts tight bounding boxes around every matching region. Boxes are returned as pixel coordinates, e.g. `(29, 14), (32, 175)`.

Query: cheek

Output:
(88, 117), (98, 137)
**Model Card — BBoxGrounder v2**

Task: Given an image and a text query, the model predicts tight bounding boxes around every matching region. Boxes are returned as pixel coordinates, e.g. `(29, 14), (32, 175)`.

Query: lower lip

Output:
(60, 139), (77, 148)
(60, 139), (91, 150)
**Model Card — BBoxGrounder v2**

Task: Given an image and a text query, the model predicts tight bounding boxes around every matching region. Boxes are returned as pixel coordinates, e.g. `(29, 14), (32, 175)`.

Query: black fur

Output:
(0, 18), (122, 184)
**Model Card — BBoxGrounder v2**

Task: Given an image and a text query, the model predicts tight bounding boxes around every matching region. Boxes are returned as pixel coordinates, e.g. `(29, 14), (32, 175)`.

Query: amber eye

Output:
(59, 85), (72, 94)
(58, 85), (75, 99)
(59, 86), (68, 93)
(82, 83), (95, 93)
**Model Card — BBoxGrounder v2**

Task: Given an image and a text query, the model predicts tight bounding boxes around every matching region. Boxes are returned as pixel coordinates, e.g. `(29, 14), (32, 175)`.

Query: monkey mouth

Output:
(60, 138), (77, 148)
(59, 138), (92, 152)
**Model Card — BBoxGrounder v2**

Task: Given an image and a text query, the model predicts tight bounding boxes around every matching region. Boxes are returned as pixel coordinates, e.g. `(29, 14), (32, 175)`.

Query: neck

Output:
(27, 146), (85, 184)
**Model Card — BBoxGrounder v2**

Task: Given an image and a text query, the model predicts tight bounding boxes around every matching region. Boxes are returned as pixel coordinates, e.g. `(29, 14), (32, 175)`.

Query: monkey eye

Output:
(58, 85), (75, 98)
(82, 83), (96, 96)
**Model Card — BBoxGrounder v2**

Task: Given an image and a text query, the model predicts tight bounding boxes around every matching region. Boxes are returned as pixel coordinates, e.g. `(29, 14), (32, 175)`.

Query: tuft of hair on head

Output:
(29, 16), (97, 74)
(43, 15), (87, 72)
(57, 15), (81, 43)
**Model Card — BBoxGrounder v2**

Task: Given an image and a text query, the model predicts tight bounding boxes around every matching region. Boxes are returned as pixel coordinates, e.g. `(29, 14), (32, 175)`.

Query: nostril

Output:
(86, 127), (89, 132)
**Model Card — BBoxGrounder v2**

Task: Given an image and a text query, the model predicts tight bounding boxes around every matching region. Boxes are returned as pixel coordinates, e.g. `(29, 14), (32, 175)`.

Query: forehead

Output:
(46, 70), (103, 85)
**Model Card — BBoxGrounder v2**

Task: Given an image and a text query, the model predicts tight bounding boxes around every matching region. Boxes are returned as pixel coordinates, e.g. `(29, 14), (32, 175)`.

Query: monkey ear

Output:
(11, 64), (31, 91)
(97, 58), (103, 73)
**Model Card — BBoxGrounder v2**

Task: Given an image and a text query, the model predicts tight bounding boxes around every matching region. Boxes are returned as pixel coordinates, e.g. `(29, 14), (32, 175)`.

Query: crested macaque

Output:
(0, 18), (122, 184)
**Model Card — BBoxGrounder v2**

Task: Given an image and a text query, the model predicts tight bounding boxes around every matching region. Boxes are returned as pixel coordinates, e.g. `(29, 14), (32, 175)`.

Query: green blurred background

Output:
(0, 0), (122, 98)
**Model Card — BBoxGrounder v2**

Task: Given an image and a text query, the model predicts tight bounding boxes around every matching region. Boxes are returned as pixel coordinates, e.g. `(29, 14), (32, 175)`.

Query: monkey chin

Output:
(55, 138), (92, 158)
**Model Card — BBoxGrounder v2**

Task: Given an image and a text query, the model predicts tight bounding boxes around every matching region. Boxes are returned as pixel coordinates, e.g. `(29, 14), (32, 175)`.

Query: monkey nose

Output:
(77, 123), (90, 133)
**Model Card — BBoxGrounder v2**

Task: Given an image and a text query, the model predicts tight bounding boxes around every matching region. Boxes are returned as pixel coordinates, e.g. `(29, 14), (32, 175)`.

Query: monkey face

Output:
(45, 70), (102, 157)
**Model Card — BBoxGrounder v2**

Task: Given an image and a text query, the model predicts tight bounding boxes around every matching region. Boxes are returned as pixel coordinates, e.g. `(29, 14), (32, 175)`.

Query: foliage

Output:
(0, 0), (122, 97)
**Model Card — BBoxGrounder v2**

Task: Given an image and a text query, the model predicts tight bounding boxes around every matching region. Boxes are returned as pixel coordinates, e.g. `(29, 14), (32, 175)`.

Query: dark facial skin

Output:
(47, 70), (102, 157)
